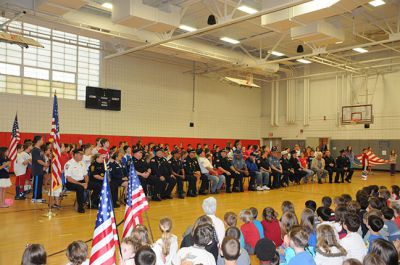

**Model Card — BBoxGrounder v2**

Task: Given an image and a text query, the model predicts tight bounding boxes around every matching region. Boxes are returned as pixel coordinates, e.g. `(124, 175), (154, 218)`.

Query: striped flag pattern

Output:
(50, 95), (62, 192)
(8, 114), (20, 161)
(356, 150), (389, 166)
(89, 170), (119, 265)
(122, 161), (149, 238)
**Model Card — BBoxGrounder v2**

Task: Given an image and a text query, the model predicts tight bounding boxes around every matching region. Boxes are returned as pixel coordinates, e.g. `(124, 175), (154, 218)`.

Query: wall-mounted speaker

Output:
(189, 122), (194, 127)
(364, 124), (370, 129)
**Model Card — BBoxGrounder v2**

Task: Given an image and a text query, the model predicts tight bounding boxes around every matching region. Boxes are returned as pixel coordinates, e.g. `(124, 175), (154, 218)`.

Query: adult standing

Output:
(389, 150), (397, 176)
(345, 146), (355, 182)
(65, 148), (88, 213)
(31, 135), (48, 203)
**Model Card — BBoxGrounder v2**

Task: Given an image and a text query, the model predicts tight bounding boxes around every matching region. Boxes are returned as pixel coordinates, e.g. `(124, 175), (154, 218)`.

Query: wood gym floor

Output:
(0, 171), (397, 265)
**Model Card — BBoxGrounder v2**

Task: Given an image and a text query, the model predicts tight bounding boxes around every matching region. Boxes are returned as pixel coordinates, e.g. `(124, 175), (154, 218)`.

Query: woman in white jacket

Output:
(153, 218), (178, 265)
(315, 224), (347, 265)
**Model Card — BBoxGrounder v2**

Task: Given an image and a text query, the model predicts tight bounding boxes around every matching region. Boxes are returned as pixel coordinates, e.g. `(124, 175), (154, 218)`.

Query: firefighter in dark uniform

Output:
(170, 150), (185, 199)
(215, 149), (241, 193)
(280, 151), (292, 187)
(150, 148), (176, 200)
(183, 150), (200, 196)
(335, 149), (350, 183)
(88, 153), (105, 208)
(132, 148), (162, 201)
(108, 151), (128, 208)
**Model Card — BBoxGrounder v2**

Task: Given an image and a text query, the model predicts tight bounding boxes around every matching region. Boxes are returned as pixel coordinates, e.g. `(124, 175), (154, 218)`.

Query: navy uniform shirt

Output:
(280, 157), (293, 171)
(108, 160), (126, 181)
(215, 156), (231, 171)
(133, 157), (149, 174)
(324, 156), (336, 169)
(89, 161), (105, 183)
(184, 156), (200, 175)
(150, 156), (171, 177)
(336, 156), (350, 169)
(31, 147), (44, 176)
(170, 158), (183, 175)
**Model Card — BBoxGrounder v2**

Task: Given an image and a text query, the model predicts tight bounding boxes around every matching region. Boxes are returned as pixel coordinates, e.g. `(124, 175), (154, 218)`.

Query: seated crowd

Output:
(0, 137), (373, 211)
(22, 184), (400, 265)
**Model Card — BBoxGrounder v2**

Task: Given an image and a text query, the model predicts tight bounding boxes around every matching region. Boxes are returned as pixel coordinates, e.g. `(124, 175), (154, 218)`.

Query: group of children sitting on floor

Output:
(21, 184), (400, 265)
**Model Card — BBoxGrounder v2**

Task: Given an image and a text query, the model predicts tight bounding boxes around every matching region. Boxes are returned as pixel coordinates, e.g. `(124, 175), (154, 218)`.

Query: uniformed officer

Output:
(280, 151), (292, 187)
(170, 150), (185, 199)
(108, 151), (128, 208)
(150, 148), (176, 200)
(268, 147), (283, 189)
(64, 148), (89, 213)
(183, 150), (200, 196)
(132, 148), (162, 201)
(215, 149), (242, 193)
(88, 153), (105, 208)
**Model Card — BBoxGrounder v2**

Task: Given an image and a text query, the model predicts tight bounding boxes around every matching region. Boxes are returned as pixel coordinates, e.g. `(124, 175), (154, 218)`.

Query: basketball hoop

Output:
(350, 118), (361, 125)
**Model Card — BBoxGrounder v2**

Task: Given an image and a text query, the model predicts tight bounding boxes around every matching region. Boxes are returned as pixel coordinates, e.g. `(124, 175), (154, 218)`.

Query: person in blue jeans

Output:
(287, 226), (316, 265)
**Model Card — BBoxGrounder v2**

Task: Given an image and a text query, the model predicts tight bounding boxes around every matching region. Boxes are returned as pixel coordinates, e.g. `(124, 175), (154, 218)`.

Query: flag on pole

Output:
(8, 114), (20, 161)
(122, 161), (149, 238)
(356, 150), (389, 166)
(50, 95), (62, 192)
(89, 170), (119, 265)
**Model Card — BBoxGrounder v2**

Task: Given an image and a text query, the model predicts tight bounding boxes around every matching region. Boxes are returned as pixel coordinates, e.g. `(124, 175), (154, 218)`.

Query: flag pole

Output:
(103, 161), (122, 258)
(144, 211), (154, 242)
(43, 149), (56, 218)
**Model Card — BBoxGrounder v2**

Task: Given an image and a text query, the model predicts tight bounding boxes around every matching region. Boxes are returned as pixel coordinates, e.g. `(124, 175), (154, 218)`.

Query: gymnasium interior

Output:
(0, 0), (399, 264)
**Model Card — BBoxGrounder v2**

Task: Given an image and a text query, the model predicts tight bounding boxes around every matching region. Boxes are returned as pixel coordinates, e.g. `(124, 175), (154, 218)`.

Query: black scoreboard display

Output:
(85, 86), (121, 111)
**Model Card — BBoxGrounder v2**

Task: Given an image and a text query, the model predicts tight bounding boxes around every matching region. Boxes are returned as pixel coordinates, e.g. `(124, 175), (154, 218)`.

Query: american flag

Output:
(50, 95), (62, 192)
(356, 150), (389, 166)
(89, 170), (119, 265)
(8, 114), (20, 161)
(122, 161), (149, 238)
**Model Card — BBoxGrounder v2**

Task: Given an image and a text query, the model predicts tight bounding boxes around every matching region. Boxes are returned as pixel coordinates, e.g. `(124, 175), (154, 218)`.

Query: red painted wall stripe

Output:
(0, 132), (260, 149)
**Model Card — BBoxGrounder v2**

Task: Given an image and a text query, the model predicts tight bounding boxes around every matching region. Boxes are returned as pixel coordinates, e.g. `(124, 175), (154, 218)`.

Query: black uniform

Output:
(289, 157), (307, 184)
(88, 161), (105, 208)
(133, 157), (162, 199)
(183, 156), (200, 195)
(215, 156), (241, 192)
(108, 160), (127, 206)
(149, 156), (176, 199)
(324, 155), (336, 183)
(280, 157), (292, 186)
(256, 157), (271, 187)
(335, 155), (350, 183)
(170, 157), (186, 197)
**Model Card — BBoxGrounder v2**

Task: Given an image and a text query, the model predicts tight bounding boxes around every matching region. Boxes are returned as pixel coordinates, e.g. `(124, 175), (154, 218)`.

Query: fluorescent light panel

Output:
(270, 51), (285, 56)
(297, 59), (311, 64)
(179, 24), (197, 32)
(102, 2), (113, 9)
(220, 37), (240, 44)
(353, 47), (368, 53)
(237, 5), (258, 14)
(369, 0), (385, 7)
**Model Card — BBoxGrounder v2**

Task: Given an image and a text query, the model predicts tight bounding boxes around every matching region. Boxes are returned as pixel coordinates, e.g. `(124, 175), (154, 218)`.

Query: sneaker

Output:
(256, 186), (263, 191)
(36, 199), (46, 203)
(262, 185), (270, 190)
(31, 199), (36, 203)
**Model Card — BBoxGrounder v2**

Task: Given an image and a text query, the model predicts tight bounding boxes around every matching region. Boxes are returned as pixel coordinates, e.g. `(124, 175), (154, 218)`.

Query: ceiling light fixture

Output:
(101, 2), (113, 9)
(297, 59), (311, 64)
(237, 5), (258, 14)
(353, 47), (368, 53)
(270, 51), (285, 57)
(220, 37), (240, 44)
(178, 25), (197, 32)
(369, 0), (385, 7)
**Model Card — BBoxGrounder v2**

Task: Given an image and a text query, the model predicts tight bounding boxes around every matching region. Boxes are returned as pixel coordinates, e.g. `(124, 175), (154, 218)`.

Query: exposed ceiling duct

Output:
(34, 0), (86, 16)
(291, 19), (345, 45)
(261, 0), (371, 32)
(112, 0), (181, 33)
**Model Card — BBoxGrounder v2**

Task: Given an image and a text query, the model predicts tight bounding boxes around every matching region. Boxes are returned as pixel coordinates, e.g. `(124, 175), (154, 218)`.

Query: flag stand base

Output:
(43, 209), (57, 219)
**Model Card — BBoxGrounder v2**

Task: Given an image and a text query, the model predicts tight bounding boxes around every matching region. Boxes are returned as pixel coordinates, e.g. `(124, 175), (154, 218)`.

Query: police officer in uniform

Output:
(88, 153), (105, 208)
(183, 150), (200, 196)
(65, 148), (89, 213)
(215, 149), (242, 193)
(132, 148), (161, 201)
(108, 151), (128, 208)
(268, 147), (283, 189)
(150, 148), (176, 200)
(170, 150), (185, 199)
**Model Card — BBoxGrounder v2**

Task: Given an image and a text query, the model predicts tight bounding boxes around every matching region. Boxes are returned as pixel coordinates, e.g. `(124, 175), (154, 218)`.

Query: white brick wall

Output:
(0, 54), (261, 140)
